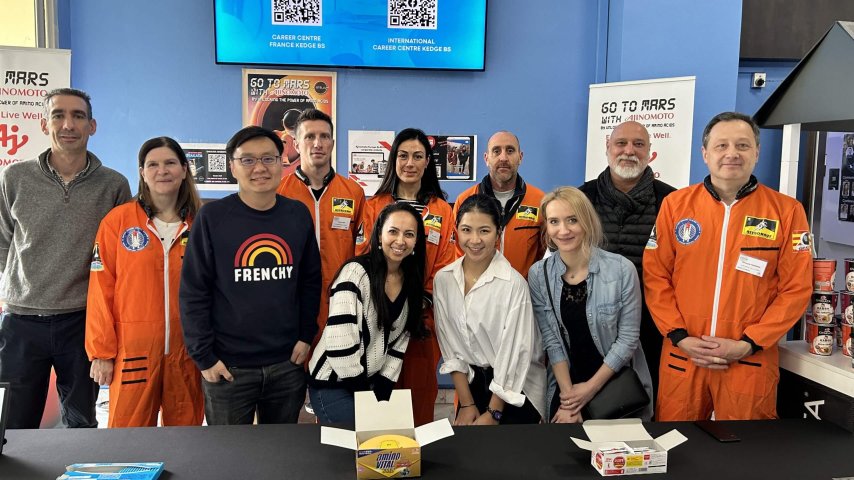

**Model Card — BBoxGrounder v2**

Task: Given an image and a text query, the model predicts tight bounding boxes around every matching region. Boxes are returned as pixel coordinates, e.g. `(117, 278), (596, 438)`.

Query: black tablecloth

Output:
(2, 419), (852, 479)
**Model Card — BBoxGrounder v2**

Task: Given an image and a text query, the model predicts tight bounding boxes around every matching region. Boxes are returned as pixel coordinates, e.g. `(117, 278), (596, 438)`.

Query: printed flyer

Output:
(242, 69), (336, 177)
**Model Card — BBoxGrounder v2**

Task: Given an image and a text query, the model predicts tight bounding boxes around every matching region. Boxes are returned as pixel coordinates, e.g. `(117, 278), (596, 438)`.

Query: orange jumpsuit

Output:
(356, 194), (457, 425)
(86, 201), (204, 427)
(643, 179), (812, 420)
(453, 178), (544, 278)
(277, 169), (365, 354)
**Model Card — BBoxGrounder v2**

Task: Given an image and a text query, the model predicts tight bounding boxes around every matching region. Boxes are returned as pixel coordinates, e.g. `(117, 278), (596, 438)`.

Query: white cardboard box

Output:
(320, 389), (454, 479)
(570, 419), (687, 476)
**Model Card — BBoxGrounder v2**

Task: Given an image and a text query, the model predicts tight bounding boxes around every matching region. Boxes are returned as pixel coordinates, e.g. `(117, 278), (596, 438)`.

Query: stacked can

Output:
(841, 259), (853, 358)
(808, 259), (837, 356)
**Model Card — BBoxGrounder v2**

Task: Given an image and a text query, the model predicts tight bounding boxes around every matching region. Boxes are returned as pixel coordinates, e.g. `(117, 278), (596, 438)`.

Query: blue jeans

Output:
(308, 386), (355, 427)
(0, 310), (98, 429)
(202, 359), (305, 425)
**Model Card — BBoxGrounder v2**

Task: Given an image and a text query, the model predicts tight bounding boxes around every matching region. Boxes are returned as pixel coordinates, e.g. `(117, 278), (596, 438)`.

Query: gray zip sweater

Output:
(0, 149), (131, 315)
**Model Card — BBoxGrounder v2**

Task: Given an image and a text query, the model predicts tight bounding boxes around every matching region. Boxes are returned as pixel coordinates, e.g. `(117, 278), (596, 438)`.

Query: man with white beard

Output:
(579, 121), (675, 405)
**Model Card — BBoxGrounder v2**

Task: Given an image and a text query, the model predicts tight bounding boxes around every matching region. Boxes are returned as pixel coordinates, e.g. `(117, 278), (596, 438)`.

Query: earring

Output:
(411, 250), (415, 256)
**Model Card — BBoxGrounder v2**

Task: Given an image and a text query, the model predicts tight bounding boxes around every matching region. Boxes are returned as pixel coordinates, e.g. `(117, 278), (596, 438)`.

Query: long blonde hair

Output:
(539, 186), (604, 261)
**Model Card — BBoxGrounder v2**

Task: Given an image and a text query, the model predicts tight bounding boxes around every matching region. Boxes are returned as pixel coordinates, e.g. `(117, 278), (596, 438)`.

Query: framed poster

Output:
(181, 143), (233, 191)
(242, 69), (336, 178)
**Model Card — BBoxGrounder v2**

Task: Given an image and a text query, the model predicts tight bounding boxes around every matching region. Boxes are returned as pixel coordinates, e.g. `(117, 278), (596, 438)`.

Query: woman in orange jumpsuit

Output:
(356, 128), (457, 425)
(86, 137), (204, 427)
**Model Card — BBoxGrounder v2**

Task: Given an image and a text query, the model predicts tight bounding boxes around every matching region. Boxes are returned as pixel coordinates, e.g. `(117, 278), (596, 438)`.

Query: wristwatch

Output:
(487, 406), (503, 422)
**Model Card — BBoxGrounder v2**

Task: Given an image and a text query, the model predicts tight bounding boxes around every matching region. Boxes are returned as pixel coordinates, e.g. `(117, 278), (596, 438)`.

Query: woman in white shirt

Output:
(433, 194), (546, 425)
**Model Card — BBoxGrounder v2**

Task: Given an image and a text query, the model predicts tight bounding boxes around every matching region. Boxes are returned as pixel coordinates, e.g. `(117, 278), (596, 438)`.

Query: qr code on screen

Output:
(272, 0), (322, 26)
(208, 153), (227, 173)
(388, 0), (437, 30)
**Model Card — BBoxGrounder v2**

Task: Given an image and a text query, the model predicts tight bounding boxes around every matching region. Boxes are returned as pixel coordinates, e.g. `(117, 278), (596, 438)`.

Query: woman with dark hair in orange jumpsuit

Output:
(356, 128), (456, 425)
(86, 137), (204, 427)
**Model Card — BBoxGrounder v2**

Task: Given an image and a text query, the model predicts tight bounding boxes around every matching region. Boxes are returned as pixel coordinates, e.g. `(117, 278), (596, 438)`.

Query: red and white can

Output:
(811, 291), (838, 324)
(844, 258), (854, 292)
(813, 258), (837, 292)
(806, 320), (835, 356)
(841, 322), (853, 357)
(841, 291), (854, 326)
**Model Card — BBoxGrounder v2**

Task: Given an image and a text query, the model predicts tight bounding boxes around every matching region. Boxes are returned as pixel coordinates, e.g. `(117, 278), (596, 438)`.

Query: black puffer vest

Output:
(579, 167), (675, 272)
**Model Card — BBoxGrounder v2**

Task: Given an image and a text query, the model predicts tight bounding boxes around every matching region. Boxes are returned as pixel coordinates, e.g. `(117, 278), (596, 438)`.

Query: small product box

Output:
(320, 389), (454, 479)
(571, 419), (687, 476)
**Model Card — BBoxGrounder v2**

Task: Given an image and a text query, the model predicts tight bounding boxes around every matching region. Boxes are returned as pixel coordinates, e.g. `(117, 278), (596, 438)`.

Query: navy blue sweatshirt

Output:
(180, 194), (321, 370)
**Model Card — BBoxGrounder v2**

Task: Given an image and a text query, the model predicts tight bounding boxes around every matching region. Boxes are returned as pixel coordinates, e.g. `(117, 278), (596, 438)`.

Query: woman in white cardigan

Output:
(307, 203), (429, 426)
(434, 194), (547, 425)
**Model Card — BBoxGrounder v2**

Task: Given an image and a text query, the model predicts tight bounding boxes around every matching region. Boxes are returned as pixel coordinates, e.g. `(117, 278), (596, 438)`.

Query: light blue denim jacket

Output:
(528, 247), (653, 420)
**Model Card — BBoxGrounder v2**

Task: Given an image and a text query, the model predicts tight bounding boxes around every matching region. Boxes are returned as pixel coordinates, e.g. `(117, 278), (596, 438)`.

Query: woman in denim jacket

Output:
(528, 187), (653, 422)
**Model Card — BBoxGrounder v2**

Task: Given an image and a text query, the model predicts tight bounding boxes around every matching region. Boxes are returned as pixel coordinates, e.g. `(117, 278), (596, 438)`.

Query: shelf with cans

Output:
(794, 258), (853, 364)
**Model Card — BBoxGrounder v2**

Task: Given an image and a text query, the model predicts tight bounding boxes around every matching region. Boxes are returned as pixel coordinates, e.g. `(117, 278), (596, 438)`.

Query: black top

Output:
(385, 291), (406, 326)
(560, 279), (603, 384)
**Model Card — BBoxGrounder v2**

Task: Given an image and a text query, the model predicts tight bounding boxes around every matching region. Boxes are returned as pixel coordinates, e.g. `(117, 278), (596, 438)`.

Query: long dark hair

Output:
(376, 128), (446, 204)
(338, 203), (429, 339)
(137, 136), (201, 220)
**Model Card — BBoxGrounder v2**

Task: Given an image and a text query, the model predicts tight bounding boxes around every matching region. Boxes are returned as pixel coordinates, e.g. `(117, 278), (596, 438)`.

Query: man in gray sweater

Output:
(0, 88), (131, 428)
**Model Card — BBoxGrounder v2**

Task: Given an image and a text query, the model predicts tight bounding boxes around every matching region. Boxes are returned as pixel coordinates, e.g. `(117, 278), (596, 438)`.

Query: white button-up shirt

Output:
(433, 252), (547, 418)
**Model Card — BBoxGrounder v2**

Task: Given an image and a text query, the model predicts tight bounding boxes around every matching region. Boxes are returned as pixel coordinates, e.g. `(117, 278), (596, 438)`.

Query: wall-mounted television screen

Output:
(214, 0), (488, 71)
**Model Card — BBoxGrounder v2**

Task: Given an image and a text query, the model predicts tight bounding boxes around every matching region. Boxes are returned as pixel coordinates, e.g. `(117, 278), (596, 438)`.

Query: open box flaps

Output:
(570, 419), (687, 476)
(320, 390), (454, 478)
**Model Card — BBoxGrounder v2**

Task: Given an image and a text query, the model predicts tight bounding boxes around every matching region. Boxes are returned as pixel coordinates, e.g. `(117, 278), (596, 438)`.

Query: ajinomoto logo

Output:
(742, 216), (779, 240)
(233, 233), (294, 282)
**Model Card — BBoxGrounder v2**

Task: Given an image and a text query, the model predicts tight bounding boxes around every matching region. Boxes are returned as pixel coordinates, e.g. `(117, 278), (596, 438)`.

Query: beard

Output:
(611, 155), (644, 180)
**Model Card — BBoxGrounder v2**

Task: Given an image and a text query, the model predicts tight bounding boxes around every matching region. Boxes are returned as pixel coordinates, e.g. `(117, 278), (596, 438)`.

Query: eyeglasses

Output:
(232, 156), (281, 167)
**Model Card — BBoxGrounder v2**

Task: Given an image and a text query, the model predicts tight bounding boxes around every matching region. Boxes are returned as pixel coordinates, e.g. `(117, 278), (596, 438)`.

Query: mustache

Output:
(617, 155), (640, 163)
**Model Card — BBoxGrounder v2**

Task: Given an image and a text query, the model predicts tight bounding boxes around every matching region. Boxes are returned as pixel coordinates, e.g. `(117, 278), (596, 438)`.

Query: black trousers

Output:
(0, 310), (98, 429)
(456, 365), (541, 424)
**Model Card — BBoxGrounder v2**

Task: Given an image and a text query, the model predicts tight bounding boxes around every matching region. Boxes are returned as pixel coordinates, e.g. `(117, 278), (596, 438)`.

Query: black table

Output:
(2, 420), (852, 479)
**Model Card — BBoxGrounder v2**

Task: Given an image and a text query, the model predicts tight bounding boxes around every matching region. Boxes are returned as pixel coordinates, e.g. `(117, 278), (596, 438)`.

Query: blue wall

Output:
(61, 0), (601, 199)
(60, 0), (748, 197)
(605, 0), (743, 185)
(735, 60), (808, 195)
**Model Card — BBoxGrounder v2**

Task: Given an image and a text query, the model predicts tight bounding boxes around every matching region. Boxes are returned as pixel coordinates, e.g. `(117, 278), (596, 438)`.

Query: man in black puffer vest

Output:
(580, 121), (675, 407)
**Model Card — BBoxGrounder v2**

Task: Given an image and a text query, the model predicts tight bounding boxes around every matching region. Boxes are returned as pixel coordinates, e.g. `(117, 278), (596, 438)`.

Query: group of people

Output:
(0, 87), (812, 432)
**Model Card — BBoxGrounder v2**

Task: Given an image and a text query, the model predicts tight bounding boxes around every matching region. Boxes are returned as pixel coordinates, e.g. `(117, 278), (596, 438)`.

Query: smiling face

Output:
(545, 199), (585, 255)
(457, 211), (499, 264)
(702, 119), (760, 188)
(140, 146), (187, 198)
(379, 210), (419, 269)
(230, 136), (283, 197)
(395, 138), (428, 188)
(41, 94), (96, 155)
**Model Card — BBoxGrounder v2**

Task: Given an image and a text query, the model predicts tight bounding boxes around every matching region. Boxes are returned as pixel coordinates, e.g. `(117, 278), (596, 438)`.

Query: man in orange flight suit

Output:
(86, 200), (204, 427)
(356, 193), (456, 426)
(277, 109), (365, 356)
(643, 112), (812, 420)
(453, 131), (544, 278)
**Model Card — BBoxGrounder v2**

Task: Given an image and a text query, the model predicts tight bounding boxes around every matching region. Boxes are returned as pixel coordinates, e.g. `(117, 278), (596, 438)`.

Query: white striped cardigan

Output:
(308, 261), (410, 391)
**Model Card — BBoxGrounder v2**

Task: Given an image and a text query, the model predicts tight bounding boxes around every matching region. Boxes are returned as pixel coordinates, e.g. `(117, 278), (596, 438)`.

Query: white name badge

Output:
(427, 229), (441, 245)
(735, 253), (768, 277)
(331, 216), (351, 230)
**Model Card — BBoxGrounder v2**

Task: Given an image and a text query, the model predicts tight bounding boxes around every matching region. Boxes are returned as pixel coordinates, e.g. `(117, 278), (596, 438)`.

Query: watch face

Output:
(489, 408), (503, 421)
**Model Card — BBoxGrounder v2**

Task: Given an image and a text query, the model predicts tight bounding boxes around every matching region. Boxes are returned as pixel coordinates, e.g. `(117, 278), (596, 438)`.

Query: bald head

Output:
(606, 121), (651, 181)
(484, 130), (523, 191)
